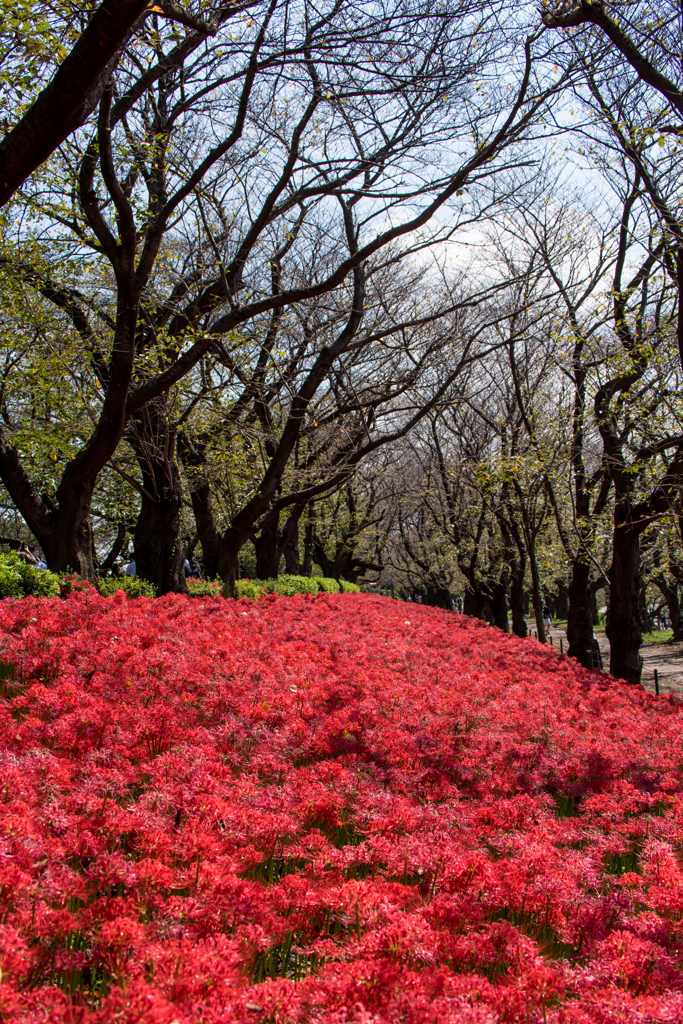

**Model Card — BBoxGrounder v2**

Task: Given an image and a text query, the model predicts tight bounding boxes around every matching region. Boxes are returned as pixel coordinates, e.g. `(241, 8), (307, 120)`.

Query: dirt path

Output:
(527, 621), (683, 696)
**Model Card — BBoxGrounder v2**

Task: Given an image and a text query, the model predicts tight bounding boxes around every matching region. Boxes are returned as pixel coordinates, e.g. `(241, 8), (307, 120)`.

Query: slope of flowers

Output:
(1, 591), (682, 1023)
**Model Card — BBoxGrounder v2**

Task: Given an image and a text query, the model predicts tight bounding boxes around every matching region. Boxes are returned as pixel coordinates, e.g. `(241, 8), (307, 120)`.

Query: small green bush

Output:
(314, 576), (340, 593)
(0, 552), (60, 599)
(187, 579), (222, 598)
(235, 579), (265, 600)
(233, 575), (358, 599)
(99, 575), (157, 598)
(265, 574), (319, 596)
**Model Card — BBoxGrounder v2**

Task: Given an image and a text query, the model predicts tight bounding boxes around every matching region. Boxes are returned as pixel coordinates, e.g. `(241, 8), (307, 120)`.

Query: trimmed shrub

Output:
(266, 574), (319, 596)
(234, 575), (356, 599)
(313, 576), (340, 593)
(187, 579), (222, 598)
(234, 579), (265, 600)
(0, 552), (60, 598)
(98, 575), (157, 598)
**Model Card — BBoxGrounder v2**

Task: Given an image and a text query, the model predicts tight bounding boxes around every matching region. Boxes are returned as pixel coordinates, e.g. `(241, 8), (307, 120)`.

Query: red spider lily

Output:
(0, 590), (682, 1022)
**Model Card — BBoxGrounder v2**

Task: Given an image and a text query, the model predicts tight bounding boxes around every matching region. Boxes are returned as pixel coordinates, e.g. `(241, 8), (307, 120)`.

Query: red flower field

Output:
(0, 590), (682, 1023)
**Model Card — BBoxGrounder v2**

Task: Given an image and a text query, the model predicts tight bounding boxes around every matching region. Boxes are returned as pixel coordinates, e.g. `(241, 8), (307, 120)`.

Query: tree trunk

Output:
(639, 582), (651, 634)
(424, 584), (454, 610)
(509, 555), (527, 638)
(654, 576), (683, 641)
(490, 577), (509, 632)
(254, 509), (281, 579)
(302, 504), (315, 576)
(606, 524), (643, 685)
(134, 466), (187, 595)
(527, 537), (546, 643)
(280, 504), (304, 575)
(189, 479), (221, 580)
(129, 401), (187, 595)
(566, 557), (594, 668)
(555, 583), (569, 619)
(34, 477), (97, 579)
(312, 535), (334, 578)
(177, 432), (221, 580)
(464, 582), (487, 620)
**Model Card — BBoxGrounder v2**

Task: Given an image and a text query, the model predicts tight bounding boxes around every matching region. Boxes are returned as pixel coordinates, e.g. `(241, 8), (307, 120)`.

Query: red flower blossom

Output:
(0, 591), (682, 1021)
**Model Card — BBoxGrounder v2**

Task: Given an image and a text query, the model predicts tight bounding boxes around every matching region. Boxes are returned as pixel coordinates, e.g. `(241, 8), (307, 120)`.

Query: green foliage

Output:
(234, 575), (358, 599)
(234, 579), (265, 600)
(267, 575), (320, 596)
(187, 579), (222, 597)
(313, 577), (341, 593)
(0, 551), (60, 598)
(98, 576), (157, 599)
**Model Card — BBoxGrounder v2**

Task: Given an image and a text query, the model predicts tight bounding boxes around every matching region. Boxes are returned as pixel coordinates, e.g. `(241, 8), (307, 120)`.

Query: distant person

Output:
(592, 633), (603, 670)
(32, 548), (47, 570)
(543, 605), (552, 633)
(125, 560), (136, 577)
(18, 543), (36, 566)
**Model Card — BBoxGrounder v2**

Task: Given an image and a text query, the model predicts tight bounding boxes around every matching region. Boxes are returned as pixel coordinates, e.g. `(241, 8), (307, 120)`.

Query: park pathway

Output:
(528, 621), (683, 697)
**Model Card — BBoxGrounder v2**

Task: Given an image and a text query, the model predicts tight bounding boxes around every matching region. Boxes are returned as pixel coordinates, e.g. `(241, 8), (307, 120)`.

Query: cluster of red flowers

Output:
(1, 590), (682, 1023)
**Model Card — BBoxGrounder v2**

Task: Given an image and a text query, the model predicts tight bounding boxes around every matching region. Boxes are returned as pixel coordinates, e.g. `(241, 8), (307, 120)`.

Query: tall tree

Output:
(545, 1), (683, 682)
(0, 0), (565, 584)
(0, 0), (226, 207)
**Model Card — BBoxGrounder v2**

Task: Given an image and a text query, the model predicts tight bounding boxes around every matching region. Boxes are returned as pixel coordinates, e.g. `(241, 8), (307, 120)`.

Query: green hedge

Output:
(234, 575), (358, 599)
(0, 552), (61, 598)
(231, 579), (259, 600)
(187, 579), (222, 597)
(313, 576), (339, 593)
(0, 557), (361, 601)
(98, 576), (157, 598)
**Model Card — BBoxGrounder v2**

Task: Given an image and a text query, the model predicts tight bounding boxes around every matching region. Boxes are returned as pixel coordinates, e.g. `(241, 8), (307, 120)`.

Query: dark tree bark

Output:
(514, 491), (546, 643)
(566, 558), (594, 667)
(280, 504), (305, 575)
(654, 575), (683, 641)
(128, 401), (187, 595)
(423, 585), (454, 611)
(606, 522), (644, 684)
(302, 507), (315, 577)
(0, 431), (101, 577)
(177, 433), (221, 579)
(509, 557), (527, 637)
(189, 480), (221, 580)
(497, 513), (526, 637)
(639, 582), (651, 634)
(134, 475), (187, 595)
(464, 583), (487, 619)
(490, 576), (509, 632)
(543, 2), (683, 123)
(555, 583), (569, 619)
(254, 509), (281, 579)
(41, 495), (96, 578)
(311, 536), (333, 578)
